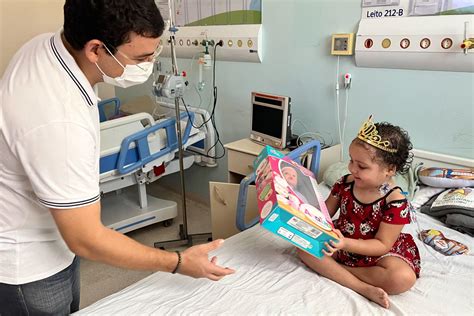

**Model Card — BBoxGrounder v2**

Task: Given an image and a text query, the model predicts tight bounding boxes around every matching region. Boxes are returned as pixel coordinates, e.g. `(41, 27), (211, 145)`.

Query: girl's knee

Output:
(296, 248), (313, 260)
(297, 248), (331, 269)
(296, 248), (312, 263)
(383, 269), (416, 294)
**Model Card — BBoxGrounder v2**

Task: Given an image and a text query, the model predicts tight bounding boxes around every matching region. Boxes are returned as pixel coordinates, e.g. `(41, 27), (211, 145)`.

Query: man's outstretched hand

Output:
(179, 239), (236, 281)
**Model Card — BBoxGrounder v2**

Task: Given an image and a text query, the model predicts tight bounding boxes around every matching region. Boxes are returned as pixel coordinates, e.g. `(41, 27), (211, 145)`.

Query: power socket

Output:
(344, 73), (352, 89)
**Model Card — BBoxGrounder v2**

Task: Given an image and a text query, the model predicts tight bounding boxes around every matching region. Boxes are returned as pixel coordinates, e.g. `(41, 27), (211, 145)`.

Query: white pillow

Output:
(322, 161), (349, 188)
(418, 167), (474, 188)
(411, 185), (445, 209)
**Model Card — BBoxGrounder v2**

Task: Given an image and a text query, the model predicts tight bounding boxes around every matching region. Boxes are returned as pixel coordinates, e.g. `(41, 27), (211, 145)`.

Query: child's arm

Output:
(327, 191), (409, 257)
(333, 223), (404, 256)
(325, 176), (348, 218)
(325, 194), (340, 219)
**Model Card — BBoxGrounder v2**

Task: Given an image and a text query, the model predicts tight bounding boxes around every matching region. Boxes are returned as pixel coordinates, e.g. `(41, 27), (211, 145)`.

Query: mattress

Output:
(100, 114), (203, 176)
(77, 189), (474, 315)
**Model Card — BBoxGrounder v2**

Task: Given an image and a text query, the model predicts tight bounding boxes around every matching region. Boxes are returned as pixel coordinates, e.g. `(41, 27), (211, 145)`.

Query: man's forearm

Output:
(51, 202), (178, 272)
(75, 226), (177, 272)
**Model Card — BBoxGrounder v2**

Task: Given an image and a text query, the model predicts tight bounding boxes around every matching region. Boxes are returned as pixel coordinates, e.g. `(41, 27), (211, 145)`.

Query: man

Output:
(0, 1), (234, 314)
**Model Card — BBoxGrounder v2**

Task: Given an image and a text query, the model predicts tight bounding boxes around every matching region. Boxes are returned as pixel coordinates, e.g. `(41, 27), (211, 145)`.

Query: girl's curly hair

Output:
(353, 122), (413, 174)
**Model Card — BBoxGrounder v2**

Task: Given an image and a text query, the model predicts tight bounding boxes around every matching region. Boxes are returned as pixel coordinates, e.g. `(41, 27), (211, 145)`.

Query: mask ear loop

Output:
(95, 63), (107, 77)
(102, 44), (126, 69)
(153, 44), (163, 60)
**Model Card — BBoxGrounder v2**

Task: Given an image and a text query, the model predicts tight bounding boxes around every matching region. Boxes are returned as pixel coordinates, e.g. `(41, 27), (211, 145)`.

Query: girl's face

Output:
(348, 142), (395, 189)
(282, 167), (298, 188)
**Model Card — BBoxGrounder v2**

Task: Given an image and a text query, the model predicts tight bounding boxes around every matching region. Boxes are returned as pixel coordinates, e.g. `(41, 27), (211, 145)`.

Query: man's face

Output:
(98, 32), (161, 78)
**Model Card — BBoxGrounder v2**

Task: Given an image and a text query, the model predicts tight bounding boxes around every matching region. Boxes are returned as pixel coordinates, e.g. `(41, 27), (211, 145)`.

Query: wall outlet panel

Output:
(355, 15), (474, 72)
(160, 24), (262, 63)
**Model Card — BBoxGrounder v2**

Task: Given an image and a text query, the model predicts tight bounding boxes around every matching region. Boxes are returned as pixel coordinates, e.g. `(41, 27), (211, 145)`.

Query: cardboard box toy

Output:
(254, 146), (339, 258)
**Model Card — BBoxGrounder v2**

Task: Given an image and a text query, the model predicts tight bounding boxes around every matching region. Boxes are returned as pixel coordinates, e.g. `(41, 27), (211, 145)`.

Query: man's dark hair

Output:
(63, 0), (165, 53)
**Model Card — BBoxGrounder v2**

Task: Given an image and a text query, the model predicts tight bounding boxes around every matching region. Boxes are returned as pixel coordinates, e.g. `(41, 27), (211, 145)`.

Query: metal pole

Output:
(169, 34), (189, 240)
(154, 1), (212, 248)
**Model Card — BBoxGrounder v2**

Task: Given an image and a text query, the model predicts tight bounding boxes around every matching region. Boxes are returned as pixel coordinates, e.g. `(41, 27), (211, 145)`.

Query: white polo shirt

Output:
(0, 30), (100, 284)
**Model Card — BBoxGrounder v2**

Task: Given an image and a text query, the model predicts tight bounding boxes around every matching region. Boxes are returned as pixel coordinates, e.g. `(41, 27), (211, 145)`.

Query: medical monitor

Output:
(250, 92), (292, 149)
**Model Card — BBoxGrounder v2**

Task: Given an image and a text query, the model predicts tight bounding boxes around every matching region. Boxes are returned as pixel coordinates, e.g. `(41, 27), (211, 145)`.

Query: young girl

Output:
(297, 116), (420, 309)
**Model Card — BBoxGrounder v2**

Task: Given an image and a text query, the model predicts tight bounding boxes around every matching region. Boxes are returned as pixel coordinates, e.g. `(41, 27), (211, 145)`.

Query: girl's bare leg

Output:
(341, 256), (416, 294)
(297, 249), (390, 308)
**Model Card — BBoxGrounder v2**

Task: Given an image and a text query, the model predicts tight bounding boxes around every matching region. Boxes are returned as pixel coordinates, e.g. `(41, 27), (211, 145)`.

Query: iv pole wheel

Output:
(178, 224), (186, 240)
(163, 219), (173, 227)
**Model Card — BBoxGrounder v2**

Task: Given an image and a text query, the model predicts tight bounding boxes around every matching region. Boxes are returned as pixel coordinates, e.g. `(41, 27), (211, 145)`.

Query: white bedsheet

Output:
(77, 208), (473, 315)
(79, 179), (473, 315)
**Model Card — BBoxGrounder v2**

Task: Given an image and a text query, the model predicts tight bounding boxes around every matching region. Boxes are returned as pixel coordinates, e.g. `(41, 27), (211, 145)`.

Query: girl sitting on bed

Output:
(297, 115), (420, 309)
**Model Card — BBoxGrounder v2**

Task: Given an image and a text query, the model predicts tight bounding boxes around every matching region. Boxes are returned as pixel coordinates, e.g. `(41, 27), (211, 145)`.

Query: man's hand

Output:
(322, 229), (345, 256)
(178, 239), (235, 281)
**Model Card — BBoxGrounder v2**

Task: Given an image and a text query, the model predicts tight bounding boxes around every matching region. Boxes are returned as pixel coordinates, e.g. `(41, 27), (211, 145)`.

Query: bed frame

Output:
(412, 148), (474, 169)
(321, 145), (473, 171)
(76, 147), (473, 315)
(305, 145), (473, 179)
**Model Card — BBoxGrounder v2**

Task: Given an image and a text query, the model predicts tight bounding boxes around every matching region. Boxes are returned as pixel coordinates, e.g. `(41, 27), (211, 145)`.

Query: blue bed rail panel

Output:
(100, 111), (195, 175)
(98, 97), (121, 123)
(100, 146), (139, 174)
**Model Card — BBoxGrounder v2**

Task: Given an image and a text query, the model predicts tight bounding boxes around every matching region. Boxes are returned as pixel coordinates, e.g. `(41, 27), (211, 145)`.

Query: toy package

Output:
(254, 146), (339, 258)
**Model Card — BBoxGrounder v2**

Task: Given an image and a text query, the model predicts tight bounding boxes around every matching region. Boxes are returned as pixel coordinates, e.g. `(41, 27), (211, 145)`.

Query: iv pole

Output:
(154, 0), (212, 249)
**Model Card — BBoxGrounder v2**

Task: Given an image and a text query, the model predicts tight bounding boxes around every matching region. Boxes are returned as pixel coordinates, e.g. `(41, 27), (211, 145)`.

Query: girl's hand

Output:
(322, 229), (345, 257)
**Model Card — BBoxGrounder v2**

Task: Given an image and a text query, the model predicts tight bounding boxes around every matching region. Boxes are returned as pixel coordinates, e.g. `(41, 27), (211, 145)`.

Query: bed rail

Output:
(117, 111), (195, 174)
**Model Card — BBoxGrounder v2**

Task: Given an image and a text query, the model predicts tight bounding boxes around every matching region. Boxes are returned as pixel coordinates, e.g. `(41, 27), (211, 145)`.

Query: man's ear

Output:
(83, 39), (103, 63)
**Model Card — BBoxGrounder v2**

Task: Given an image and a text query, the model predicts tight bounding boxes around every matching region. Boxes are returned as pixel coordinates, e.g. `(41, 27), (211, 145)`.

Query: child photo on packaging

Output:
(279, 160), (320, 209)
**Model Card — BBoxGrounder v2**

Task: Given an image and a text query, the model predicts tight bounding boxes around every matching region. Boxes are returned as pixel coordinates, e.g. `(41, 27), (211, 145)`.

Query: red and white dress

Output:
(331, 175), (421, 277)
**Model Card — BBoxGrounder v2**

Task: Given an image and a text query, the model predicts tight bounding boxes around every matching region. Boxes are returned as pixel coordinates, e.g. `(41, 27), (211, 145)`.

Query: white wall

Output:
(0, 0), (64, 76)
(0, 0), (115, 98)
(118, 0), (474, 203)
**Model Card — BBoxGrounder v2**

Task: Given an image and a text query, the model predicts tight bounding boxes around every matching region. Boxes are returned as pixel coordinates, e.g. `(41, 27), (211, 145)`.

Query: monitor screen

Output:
(252, 104), (283, 138)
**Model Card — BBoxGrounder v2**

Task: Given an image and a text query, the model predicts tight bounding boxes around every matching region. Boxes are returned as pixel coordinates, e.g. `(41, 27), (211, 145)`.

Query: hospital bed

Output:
(78, 144), (473, 315)
(98, 98), (215, 233)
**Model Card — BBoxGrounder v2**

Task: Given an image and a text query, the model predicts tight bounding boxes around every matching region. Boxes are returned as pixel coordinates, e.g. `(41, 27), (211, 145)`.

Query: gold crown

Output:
(357, 115), (397, 153)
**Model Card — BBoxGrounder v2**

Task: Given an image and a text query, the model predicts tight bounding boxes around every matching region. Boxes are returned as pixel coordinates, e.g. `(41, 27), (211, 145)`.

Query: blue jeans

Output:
(0, 256), (80, 316)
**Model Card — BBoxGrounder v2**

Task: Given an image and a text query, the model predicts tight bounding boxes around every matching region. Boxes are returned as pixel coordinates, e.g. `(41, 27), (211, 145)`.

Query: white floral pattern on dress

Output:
(353, 200), (364, 216)
(345, 222), (355, 235)
(360, 222), (371, 235)
(400, 206), (409, 218)
(340, 197), (348, 215)
(372, 203), (381, 217)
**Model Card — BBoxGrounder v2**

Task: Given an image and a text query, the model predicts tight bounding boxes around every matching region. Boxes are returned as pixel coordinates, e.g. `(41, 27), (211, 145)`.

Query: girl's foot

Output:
(361, 285), (390, 309)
